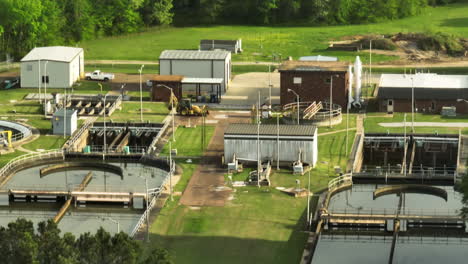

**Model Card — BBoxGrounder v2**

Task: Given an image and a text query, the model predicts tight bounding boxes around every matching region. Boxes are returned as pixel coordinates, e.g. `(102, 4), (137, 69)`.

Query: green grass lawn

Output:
(160, 126), (216, 156)
(108, 102), (169, 123)
(0, 150), (26, 167)
(22, 135), (67, 152)
(173, 159), (200, 193)
(150, 129), (352, 264)
(364, 112), (468, 134)
(81, 4), (468, 62)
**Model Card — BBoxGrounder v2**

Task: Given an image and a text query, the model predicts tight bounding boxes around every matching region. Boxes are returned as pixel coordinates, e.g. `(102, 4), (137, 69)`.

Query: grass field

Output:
(150, 128), (353, 264)
(108, 102), (169, 123)
(160, 126), (216, 156)
(81, 4), (468, 62)
(364, 112), (468, 134)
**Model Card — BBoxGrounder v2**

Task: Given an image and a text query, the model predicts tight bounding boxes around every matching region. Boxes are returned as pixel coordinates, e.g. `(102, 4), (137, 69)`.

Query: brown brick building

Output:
(279, 61), (350, 109)
(150, 75), (184, 102)
(377, 74), (468, 114)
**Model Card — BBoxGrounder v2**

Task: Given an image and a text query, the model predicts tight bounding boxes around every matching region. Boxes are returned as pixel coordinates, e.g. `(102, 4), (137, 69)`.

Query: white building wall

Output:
(159, 60), (171, 75)
(224, 138), (317, 166)
(21, 60), (71, 88)
(160, 57), (230, 91)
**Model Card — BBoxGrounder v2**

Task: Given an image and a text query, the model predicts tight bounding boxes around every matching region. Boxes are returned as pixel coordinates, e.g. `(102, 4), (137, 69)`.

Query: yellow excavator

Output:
(0, 131), (12, 148)
(168, 93), (209, 116)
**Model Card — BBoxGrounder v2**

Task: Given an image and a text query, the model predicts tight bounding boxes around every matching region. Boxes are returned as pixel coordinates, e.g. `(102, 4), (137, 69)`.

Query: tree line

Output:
(0, 0), (466, 60)
(0, 218), (172, 264)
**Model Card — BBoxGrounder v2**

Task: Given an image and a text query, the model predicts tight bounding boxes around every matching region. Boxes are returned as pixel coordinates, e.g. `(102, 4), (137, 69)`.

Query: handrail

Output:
(328, 173), (353, 192)
(64, 116), (97, 149)
(0, 149), (64, 182)
(327, 207), (461, 217)
(130, 159), (174, 238)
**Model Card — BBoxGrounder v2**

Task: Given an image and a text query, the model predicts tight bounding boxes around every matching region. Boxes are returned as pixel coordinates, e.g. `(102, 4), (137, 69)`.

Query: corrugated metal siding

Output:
(378, 87), (468, 100)
(225, 124), (316, 137)
(160, 50), (230, 60)
(224, 139), (315, 164)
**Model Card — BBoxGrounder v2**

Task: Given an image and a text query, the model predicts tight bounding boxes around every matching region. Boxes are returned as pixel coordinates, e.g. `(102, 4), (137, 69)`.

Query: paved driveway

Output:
(221, 72), (280, 106)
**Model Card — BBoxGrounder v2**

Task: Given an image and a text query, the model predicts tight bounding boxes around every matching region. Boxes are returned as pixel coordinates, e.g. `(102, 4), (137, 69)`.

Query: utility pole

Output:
(139, 65), (145, 122)
(329, 75), (333, 128)
(307, 170), (311, 226)
(411, 77), (415, 133)
(44, 61), (48, 117)
(169, 141), (173, 201)
(277, 114), (280, 171)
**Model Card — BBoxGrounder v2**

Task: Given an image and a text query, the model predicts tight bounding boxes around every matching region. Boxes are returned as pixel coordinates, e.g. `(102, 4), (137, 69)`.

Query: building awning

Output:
(182, 78), (224, 85)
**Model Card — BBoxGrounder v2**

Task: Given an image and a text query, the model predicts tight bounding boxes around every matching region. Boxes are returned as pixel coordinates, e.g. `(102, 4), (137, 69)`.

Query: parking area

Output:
(221, 72), (280, 106)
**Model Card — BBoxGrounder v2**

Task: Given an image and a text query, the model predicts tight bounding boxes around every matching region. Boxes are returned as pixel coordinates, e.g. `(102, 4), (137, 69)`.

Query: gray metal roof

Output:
(378, 74), (468, 100)
(182, 77), (224, 84)
(21, 46), (83, 63)
(299, 55), (338, 62)
(159, 50), (230, 60)
(379, 74), (468, 89)
(225, 124), (316, 137)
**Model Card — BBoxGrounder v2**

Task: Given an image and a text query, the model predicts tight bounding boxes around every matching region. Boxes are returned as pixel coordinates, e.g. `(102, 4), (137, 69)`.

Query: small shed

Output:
(20, 46), (84, 88)
(52, 109), (77, 136)
(224, 124), (318, 167)
(200, 39), (242, 53)
(151, 75), (184, 102)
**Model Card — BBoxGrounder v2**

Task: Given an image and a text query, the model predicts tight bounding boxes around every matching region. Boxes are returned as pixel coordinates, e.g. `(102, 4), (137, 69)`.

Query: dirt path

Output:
(179, 111), (250, 207)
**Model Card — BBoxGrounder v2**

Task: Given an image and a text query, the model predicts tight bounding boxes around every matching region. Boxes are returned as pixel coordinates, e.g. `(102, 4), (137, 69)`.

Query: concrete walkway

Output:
(379, 122), (468, 128)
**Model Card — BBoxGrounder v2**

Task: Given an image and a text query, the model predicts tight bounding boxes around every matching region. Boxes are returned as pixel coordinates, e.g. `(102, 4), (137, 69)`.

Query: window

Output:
(42, 76), (49, 84)
(26, 65), (33, 71)
(388, 99), (393, 106)
(293, 77), (302, 84)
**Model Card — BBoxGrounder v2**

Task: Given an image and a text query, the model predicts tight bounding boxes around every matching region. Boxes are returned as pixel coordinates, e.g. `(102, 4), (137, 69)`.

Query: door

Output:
(387, 99), (394, 113)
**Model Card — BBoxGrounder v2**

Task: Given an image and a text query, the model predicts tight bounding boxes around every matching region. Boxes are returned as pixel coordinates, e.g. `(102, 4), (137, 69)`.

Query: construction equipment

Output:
(168, 93), (209, 116)
(0, 131), (13, 148)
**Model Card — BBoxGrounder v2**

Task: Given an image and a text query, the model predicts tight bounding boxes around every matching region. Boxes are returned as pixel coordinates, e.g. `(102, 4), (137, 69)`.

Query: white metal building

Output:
(159, 50), (231, 92)
(21, 46), (84, 88)
(224, 124), (318, 167)
(52, 109), (77, 136)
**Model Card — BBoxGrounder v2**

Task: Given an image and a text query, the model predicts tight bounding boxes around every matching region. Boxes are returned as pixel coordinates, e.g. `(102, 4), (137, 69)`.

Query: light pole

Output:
(411, 76), (415, 133)
(100, 217), (120, 233)
(139, 65), (145, 122)
(329, 75), (339, 128)
(44, 61), (49, 117)
(63, 88), (67, 139)
(269, 64), (272, 107)
(102, 93), (109, 160)
(287, 89), (300, 125)
(38, 59), (42, 104)
(169, 141), (173, 201)
(257, 120), (261, 188)
(138, 175), (150, 242)
(158, 84), (176, 142)
(307, 170), (311, 226)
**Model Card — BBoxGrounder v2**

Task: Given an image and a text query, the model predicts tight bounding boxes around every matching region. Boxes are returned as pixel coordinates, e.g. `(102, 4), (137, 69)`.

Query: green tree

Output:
(37, 220), (78, 264)
(142, 248), (174, 264)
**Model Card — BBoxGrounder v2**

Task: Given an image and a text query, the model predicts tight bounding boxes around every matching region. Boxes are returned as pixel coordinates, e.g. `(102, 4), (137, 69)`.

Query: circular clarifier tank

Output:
(0, 120), (33, 145)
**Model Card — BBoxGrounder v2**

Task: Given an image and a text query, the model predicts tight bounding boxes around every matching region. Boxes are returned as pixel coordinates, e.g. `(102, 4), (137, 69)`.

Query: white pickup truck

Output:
(85, 70), (115, 81)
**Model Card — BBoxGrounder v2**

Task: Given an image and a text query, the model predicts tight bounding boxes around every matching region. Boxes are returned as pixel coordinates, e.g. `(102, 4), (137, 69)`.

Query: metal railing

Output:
(327, 207), (461, 217)
(0, 149), (64, 183)
(64, 116), (97, 149)
(130, 159), (175, 238)
(147, 117), (171, 154)
(328, 174), (353, 192)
